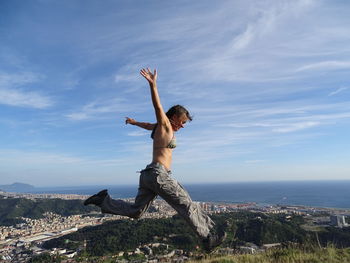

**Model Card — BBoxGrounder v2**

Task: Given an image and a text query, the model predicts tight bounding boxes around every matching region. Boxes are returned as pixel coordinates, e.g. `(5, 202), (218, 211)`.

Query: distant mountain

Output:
(0, 182), (35, 193)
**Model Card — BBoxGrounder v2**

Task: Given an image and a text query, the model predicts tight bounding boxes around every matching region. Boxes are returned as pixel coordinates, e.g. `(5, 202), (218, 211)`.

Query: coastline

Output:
(11, 180), (350, 210)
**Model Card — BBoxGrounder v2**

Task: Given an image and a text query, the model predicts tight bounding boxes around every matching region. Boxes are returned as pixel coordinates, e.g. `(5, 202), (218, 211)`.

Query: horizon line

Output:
(3, 179), (350, 189)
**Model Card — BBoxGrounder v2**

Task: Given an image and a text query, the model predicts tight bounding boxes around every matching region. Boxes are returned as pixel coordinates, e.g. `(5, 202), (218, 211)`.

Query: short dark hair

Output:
(166, 105), (193, 121)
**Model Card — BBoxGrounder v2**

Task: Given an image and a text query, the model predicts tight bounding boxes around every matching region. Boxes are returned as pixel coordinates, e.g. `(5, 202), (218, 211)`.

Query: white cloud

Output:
(272, 121), (320, 133)
(173, 99), (350, 163)
(80, 0), (348, 90)
(115, 70), (141, 83)
(0, 150), (83, 165)
(2, 0), (350, 184)
(0, 72), (39, 86)
(156, 0), (349, 85)
(65, 112), (89, 121)
(65, 99), (131, 121)
(115, 74), (139, 83)
(171, 0), (318, 82)
(296, 61), (350, 72)
(245, 160), (266, 164)
(0, 88), (52, 109)
(217, 104), (349, 137)
(328, 87), (348, 96)
(0, 72), (52, 109)
(0, 148), (141, 168)
(127, 131), (149, 137)
(231, 24), (255, 50)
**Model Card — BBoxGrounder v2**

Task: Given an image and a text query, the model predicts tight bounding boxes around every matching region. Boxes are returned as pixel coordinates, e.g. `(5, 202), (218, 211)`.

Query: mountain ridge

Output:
(0, 182), (35, 193)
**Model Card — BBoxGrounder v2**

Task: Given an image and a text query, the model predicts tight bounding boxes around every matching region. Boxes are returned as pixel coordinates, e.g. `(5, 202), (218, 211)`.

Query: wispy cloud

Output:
(0, 149), (83, 165)
(221, 102), (349, 128)
(115, 73), (140, 83)
(328, 87), (348, 96)
(272, 121), (320, 133)
(170, 99), (350, 163)
(0, 148), (141, 168)
(2, 0), (350, 184)
(65, 98), (131, 121)
(127, 130), (149, 137)
(0, 88), (52, 109)
(245, 160), (266, 164)
(109, 0), (341, 87)
(296, 61), (350, 72)
(0, 72), (39, 86)
(0, 72), (53, 108)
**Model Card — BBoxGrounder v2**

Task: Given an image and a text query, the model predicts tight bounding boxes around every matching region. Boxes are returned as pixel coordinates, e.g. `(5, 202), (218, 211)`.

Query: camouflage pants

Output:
(100, 162), (214, 239)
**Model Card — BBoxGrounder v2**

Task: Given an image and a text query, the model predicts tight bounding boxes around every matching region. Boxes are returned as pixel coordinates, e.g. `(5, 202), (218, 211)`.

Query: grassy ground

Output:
(194, 246), (350, 263)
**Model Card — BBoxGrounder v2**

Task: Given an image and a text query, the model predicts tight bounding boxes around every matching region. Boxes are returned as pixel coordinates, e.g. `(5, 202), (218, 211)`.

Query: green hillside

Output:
(0, 196), (99, 226)
(193, 246), (350, 263)
(42, 212), (315, 256)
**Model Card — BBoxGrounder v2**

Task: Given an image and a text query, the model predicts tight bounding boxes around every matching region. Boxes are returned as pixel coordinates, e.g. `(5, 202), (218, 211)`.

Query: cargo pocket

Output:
(156, 174), (192, 206)
(156, 172), (173, 194)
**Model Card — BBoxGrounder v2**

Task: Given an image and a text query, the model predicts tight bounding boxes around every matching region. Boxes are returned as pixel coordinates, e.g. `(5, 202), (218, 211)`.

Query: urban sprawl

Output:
(0, 191), (349, 262)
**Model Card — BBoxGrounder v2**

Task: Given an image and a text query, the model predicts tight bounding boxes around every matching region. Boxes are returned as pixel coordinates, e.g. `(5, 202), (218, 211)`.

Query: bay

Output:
(30, 180), (350, 209)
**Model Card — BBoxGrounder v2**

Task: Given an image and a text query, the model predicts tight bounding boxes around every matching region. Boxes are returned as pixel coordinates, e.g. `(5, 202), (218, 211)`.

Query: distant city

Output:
(0, 190), (349, 262)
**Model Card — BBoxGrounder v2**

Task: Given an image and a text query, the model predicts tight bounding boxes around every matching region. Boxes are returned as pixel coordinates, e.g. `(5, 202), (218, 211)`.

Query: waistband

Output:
(145, 162), (171, 174)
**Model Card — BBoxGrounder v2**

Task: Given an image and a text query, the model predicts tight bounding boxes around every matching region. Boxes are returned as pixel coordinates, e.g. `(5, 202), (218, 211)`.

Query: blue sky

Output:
(1, 0), (349, 187)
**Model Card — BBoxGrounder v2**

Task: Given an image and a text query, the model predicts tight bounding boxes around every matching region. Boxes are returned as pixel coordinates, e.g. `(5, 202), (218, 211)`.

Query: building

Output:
(330, 215), (348, 228)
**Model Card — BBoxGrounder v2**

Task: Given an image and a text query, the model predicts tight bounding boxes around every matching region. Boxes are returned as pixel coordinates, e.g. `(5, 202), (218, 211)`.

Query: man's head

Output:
(166, 105), (192, 131)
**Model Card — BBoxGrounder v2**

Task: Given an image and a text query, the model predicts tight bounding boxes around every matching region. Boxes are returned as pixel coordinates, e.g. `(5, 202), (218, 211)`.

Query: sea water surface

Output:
(31, 180), (350, 209)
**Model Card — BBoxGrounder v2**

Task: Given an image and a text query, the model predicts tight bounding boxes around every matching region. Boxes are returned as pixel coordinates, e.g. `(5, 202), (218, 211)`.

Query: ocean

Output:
(31, 180), (350, 209)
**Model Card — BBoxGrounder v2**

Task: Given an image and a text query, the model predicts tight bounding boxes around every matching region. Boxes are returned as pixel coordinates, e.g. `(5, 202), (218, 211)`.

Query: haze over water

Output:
(30, 180), (350, 209)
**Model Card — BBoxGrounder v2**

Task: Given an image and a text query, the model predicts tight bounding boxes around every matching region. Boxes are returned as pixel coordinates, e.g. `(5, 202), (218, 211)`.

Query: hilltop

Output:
(191, 246), (350, 263)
